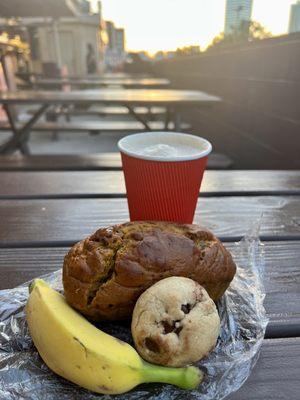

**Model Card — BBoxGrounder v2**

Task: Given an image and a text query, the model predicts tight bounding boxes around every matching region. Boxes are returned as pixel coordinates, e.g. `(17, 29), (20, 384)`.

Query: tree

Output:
(236, 20), (272, 41)
(207, 20), (272, 50)
(249, 21), (272, 40)
(209, 32), (225, 47)
(175, 45), (201, 57)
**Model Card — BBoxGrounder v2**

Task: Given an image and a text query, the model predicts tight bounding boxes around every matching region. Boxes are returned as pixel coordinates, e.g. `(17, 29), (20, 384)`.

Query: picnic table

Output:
(16, 72), (151, 82)
(33, 77), (170, 89)
(0, 89), (221, 154)
(0, 167), (299, 399)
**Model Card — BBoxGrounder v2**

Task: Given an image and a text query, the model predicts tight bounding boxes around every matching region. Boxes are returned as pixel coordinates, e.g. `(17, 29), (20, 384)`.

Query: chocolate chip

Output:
(144, 337), (160, 353)
(161, 320), (183, 336)
(181, 304), (192, 314)
(174, 326), (183, 335)
(162, 321), (175, 334)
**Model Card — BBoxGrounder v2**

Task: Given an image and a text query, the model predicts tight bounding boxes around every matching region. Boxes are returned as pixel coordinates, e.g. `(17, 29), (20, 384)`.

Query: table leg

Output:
(0, 104), (19, 154)
(126, 105), (151, 131)
(174, 109), (182, 131)
(164, 106), (172, 130)
(19, 140), (31, 155)
(0, 104), (49, 155)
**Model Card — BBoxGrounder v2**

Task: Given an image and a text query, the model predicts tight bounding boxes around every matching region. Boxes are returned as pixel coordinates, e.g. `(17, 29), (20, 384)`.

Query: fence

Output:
(154, 33), (300, 169)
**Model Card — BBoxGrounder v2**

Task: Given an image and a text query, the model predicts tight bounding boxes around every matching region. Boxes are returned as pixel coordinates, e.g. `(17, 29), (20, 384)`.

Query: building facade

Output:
(289, 1), (300, 33)
(224, 0), (253, 35)
(0, 0), (125, 76)
(115, 28), (125, 52)
(26, 15), (102, 76)
(104, 21), (126, 71)
(105, 21), (116, 49)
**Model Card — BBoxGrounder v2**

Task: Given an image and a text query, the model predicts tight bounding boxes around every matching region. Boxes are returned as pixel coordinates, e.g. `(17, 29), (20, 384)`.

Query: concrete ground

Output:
(29, 131), (125, 154)
(0, 107), (137, 154)
(0, 107), (233, 168)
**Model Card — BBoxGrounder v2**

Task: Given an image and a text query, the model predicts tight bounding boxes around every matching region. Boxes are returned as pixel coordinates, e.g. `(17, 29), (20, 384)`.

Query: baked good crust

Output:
(63, 221), (236, 321)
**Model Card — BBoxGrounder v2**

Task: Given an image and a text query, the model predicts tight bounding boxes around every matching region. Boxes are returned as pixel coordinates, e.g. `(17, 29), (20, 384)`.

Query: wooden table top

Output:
(0, 169), (299, 399)
(0, 89), (221, 106)
(34, 77), (170, 87)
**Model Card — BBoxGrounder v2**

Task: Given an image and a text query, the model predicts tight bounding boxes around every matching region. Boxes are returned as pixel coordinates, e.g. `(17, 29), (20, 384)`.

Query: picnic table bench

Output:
(51, 106), (167, 118)
(0, 89), (221, 155)
(0, 167), (299, 399)
(0, 120), (189, 134)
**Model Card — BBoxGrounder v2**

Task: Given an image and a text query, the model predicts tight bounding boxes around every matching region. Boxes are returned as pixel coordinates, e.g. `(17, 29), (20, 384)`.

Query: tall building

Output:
(289, 1), (300, 33)
(105, 21), (116, 49)
(224, 0), (253, 35)
(115, 28), (125, 52)
(104, 22), (126, 70)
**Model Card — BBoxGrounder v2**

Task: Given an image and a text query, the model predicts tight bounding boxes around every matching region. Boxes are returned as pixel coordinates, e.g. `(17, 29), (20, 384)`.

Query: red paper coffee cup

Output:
(118, 132), (212, 223)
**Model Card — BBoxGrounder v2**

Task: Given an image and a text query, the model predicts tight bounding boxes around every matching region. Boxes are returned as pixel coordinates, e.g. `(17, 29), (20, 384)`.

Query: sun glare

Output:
(94, 0), (296, 52)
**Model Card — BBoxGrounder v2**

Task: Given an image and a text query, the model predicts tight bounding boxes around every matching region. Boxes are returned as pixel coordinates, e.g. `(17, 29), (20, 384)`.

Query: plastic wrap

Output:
(0, 222), (268, 400)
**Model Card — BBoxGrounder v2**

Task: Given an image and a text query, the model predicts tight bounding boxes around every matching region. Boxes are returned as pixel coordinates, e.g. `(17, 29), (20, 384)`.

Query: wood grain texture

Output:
(68, 106), (166, 116)
(229, 338), (300, 400)
(0, 120), (189, 132)
(35, 77), (170, 88)
(0, 242), (299, 339)
(0, 89), (221, 105)
(0, 197), (299, 247)
(0, 170), (299, 199)
(226, 241), (300, 338)
(0, 153), (233, 171)
(0, 153), (123, 171)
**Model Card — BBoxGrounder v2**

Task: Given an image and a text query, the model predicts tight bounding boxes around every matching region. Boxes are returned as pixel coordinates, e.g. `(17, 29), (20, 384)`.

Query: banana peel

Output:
(26, 279), (203, 395)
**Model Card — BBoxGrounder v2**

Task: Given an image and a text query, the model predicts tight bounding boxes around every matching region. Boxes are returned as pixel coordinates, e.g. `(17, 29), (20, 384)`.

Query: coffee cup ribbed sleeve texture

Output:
(120, 152), (208, 223)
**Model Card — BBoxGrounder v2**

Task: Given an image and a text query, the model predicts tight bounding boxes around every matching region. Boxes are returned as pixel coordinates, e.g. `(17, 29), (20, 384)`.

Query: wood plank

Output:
(28, 106), (167, 117)
(34, 77), (170, 88)
(0, 247), (64, 288)
(0, 120), (189, 132)
(226, 241), (300, 338)
(0, 89), (221, 106)
(229, 338), (300, 400)
(69, 106), (166, 116)
(0, 170), (299, 199)
(0, 196), (299, 247)
(0, 153), (233, 171)
(1, 242), (299, 338)
(0, 154), (123, 171)
(35, 78), (170, 86)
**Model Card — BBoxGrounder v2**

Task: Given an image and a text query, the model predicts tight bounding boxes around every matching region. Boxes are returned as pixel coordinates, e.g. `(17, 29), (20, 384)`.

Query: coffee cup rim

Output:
(118, 131), (212, 162)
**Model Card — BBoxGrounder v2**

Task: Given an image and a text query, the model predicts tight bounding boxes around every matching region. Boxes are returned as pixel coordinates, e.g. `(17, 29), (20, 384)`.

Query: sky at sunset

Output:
(90, 0), (296, 53)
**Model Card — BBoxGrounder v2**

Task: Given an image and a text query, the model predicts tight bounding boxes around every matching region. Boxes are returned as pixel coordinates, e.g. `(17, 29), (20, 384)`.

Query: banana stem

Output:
(140, 361), (203, 390)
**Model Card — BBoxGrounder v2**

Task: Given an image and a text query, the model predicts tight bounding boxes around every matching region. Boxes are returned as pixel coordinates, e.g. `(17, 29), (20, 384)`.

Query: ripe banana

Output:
(26, 279), (203, 395)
